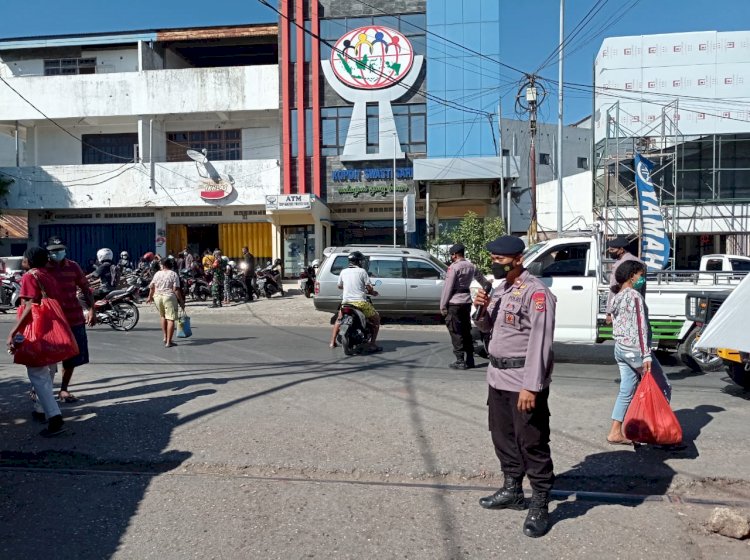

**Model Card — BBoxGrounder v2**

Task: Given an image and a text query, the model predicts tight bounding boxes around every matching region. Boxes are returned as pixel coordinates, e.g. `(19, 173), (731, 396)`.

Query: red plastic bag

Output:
(623, 370), (682, 445)
(13, 287), (79, 368)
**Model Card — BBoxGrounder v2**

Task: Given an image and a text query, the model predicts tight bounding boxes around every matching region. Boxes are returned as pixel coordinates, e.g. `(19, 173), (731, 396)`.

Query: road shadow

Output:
(0, 375), (205, 560)
(550, 404), (724, 530)
(719, 379), (750, 400)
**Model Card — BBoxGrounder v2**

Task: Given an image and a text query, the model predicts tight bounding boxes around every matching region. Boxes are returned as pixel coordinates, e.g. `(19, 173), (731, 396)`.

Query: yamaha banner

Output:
(634, 153), (671, 270)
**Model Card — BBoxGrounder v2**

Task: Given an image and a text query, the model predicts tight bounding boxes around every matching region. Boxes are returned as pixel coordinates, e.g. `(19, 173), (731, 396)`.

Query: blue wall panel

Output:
(427, 0), (503, 159)
(39, 223), (155, 272)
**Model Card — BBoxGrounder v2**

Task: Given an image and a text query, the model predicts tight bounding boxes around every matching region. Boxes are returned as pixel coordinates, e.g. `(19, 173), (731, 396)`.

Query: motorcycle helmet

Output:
(311, 259), (320, 268)
(120, 251), (129, 260)
(97, 248), (114, 263)
(228, 260), (236, 268)
(273, 258), (282, 266)
(347, 251), (365, 267)
(143, 252), (155, 262)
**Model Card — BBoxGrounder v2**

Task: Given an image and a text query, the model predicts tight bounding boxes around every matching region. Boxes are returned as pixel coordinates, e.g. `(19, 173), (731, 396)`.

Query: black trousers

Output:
(487, 386), (554, 493)
(446, 303), (473, 357)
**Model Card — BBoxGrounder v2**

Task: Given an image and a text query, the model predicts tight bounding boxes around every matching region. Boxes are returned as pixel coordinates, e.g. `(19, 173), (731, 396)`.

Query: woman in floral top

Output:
(607, 260), (671, 444)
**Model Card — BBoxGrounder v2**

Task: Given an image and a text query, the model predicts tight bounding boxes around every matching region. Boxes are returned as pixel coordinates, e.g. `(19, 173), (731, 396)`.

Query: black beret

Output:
(46, 236), (66, 250)
(607, 237), (631, 248)
(485, 235), (525, 256)
(448, 243), (465, 255)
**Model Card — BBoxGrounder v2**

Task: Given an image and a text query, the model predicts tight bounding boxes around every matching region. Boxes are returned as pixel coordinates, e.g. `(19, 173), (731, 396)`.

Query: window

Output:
(534, 243), (590, 277)
(329, 256), (350, 276)
(44, 57), (96, 76)
(577, 156), (589, 169)
(368, 258), (404, 279)
(406, 258), (441, 280)
(82, 133), (138, 164)
(539, 153), (551, 165)
(166, 129), (241, 162)
(730, 259), (750, 272)
(705, 259), (723, 272)
(319, 14), (427, 60)
(320, 106), (352, 156)
(393, 103), (426, 153)
(367, 104), (379, 154)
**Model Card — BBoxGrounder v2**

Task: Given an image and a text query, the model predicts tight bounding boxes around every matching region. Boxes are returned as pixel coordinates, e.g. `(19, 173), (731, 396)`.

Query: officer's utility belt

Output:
(454, 288), (470, 294)
(489, 356), (526, 369)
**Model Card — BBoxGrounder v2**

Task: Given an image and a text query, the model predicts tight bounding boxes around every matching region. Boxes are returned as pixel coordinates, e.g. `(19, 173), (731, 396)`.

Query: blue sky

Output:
(0, 0), (746, 122)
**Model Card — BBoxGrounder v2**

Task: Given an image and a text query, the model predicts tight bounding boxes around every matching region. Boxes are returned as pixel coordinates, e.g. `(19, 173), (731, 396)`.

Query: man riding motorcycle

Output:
(89, 248), (119, 301)
(328, 251), (381, 352)
(118, 251), (134, 273)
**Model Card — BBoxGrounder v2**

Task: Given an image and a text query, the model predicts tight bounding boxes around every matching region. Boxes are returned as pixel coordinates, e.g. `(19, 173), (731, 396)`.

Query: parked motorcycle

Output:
(298, 260), (318, 299)
(227, 277), (247, 302)
(256, 262), (283, 298)
(88, 279), (140, 331)
(182, 271), (211, 302)
(0, 270), (22, 312)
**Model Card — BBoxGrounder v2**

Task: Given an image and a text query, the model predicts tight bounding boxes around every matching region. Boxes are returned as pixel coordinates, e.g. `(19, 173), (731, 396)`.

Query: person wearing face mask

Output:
(439, 243), (489, 369)
(605, 237), (646, 325)
(473, 235), (556, 539)
(607, 260), (671, 445)
(45, 237), (96, 403)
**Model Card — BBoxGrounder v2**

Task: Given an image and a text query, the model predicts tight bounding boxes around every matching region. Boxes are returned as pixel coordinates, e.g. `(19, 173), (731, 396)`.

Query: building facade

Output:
(0, 25), (281, 267)
(594, 30), (750, 267)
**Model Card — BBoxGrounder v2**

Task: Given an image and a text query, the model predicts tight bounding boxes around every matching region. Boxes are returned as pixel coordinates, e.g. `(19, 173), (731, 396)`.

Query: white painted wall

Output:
(0, 47), (138, 77)
(0, 65), (279, 120)
(28, 122), (138, 166)
(595, 31), (750, 141)
(1, 159), (281, 210)
(536, 171), (594, 232)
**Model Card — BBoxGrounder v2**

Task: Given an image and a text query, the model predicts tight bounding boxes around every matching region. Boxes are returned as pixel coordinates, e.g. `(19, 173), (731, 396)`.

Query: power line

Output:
(535, 0), (609, 73)
(0, 75), (136, 162)
(256, 0), (493, 117)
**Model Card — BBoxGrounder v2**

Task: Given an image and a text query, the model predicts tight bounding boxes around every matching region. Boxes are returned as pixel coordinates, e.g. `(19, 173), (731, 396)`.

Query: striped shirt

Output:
(46, 259), (90, 327)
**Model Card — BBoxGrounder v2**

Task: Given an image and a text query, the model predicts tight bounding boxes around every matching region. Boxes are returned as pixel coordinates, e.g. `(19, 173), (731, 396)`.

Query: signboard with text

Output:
(265, 194), (312, 211)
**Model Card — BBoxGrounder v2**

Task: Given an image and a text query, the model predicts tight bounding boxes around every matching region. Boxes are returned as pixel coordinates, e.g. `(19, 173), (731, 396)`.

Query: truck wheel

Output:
(726, 361), (750, 390)
(679, 328), (723, 373)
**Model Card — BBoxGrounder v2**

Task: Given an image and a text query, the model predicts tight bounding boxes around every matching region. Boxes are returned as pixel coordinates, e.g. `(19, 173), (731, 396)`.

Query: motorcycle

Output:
(87, 278), (140, 331)
(227, 277), (247, 302)
(0, 270), (22, 312)
(334, 294), (379, 356)
(298, 260), (318, 299)
(182, 270), (211, 302)
(256, 262), (283, 298)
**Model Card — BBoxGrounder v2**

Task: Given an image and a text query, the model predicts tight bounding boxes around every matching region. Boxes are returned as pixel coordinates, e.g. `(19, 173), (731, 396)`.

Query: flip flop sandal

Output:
(607, 439), (633, 446)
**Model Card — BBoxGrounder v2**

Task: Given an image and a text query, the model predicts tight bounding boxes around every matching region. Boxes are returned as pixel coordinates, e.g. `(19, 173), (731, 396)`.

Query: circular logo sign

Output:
(330, 26), (414, 90)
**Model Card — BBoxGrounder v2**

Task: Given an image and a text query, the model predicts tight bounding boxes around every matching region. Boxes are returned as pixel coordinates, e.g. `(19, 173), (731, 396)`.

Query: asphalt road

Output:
(1, 316), (748, 559)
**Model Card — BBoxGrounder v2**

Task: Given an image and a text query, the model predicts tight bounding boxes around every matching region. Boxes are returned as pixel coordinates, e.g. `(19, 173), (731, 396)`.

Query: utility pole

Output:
(557, 0), (565, 236)
(527, 82), (539, 245)
(498, 100), (505, 231)
(392, 132), (397, 248)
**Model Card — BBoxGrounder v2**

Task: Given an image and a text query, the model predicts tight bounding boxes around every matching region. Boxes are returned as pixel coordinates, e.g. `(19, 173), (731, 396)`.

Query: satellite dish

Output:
(186, 149), (208, 163)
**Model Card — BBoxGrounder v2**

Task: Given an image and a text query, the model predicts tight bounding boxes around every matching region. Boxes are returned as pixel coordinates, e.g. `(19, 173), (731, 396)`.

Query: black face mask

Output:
(491, 262), (513, 279)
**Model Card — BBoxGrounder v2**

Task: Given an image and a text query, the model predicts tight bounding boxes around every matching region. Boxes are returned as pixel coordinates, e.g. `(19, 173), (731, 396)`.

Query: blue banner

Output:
(635, 153), (671, 270)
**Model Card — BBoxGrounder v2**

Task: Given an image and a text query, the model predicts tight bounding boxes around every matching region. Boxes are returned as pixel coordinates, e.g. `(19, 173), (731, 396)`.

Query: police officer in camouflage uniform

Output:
(440, 243), (489, 369)
(473, 235), (556, 538)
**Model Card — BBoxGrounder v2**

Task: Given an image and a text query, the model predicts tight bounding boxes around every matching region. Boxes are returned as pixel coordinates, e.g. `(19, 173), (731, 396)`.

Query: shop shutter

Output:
(39, 223), (155, 271)
(218, 223), (272, 261)
(167, 224), (188, 256)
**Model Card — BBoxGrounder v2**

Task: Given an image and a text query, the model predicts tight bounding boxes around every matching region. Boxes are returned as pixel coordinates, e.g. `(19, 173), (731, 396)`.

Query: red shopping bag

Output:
(13, 274), (79, 367)
(623, 370), (682, 445)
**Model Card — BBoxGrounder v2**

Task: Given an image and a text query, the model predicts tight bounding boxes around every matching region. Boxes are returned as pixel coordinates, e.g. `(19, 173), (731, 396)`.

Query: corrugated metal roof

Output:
(0, 214), (28, 239)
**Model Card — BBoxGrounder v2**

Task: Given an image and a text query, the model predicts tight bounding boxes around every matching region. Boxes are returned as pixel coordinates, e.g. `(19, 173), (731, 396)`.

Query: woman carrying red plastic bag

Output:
(6, 247), (79, 437)
(606, 260), (674, 445)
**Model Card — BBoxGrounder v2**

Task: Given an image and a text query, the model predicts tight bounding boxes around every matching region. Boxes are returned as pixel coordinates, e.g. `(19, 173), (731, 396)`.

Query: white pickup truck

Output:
(516, 235), (748, 370)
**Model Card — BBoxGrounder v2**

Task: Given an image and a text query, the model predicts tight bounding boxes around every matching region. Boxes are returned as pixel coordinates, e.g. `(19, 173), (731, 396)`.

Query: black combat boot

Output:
(523, 491), (550, 538)
(479, 476), (525, 510)
(449, 351), (468, 370)
(465, 352), (475, 369)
